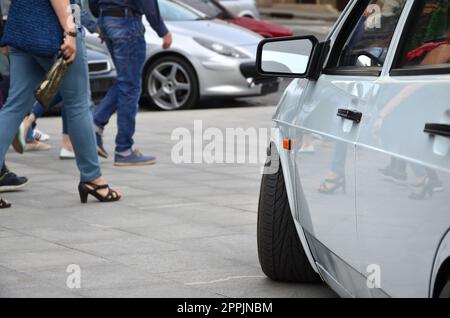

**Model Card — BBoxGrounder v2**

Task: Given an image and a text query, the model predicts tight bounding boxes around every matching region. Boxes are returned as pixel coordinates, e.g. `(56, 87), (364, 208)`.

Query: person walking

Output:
(0, 0), (122, 206)
(0, 0), (27, 209)
(0, 51), (29, 194)
(21, 0), (102, 159)
(90, 0), (172, 166)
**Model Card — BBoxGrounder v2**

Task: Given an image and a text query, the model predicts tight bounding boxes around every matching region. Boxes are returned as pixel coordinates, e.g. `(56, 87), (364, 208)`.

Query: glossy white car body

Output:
(259, 0), (450, 297)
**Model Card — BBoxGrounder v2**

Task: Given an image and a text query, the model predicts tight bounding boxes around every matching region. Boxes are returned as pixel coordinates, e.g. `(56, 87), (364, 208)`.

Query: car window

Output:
(183, 0), (227, 19)
(159, 0), (201, 21)
(397, 0), (450, 69)
(336, 0), (406, 69)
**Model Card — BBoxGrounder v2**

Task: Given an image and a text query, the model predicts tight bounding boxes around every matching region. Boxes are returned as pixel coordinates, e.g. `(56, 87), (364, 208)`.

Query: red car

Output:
(181, 0), (293, 38)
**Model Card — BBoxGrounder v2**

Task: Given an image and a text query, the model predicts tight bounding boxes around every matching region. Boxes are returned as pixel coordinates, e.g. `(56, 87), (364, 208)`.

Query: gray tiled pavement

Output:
(0, 104), (336, 298)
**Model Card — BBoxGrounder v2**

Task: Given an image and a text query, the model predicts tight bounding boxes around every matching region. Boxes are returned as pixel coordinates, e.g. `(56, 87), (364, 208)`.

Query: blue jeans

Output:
(30, 83), (95, 141)
(93, 16), (147, 153)
(0, 31), (102, 182)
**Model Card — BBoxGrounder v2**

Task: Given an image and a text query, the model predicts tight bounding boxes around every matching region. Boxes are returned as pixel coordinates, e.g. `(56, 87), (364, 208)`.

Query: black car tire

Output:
(439, 278), (450, 298)
(257, 148), (320, 283)
(144, 55), (199, 111)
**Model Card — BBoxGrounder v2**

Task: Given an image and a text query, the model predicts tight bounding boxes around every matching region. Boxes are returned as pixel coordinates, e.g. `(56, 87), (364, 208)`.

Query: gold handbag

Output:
(34, 53), (69, 110)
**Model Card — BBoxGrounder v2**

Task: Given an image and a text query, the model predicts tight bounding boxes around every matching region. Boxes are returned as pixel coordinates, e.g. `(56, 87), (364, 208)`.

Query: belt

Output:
(101, 8), (141, 18)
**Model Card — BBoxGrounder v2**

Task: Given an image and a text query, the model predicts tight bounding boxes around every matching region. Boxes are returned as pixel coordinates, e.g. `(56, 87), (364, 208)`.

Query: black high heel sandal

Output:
(318, 176), (346, 194)
(78, 182), (121, 204)
(0, 198), (11, 209)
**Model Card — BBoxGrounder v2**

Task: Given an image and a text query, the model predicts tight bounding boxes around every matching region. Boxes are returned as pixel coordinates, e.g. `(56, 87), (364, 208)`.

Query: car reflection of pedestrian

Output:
(90, 0), (173, 166)
(318, 141), (347, 194)
(317, 3), (385, 195)
(374, 27), (450, 199)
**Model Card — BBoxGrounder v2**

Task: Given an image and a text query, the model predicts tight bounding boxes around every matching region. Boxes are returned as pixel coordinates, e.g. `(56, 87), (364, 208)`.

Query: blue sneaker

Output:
(0, 169), (28, 193)
(114, 149), (156, 166)
(96, 132), (108, 159)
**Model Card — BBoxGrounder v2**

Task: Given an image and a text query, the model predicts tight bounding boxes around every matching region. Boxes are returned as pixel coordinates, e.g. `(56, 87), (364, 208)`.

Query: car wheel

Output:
(257, 148), (320, 283)
(439, 278), (450, 298)
(144, 56), (199, 110)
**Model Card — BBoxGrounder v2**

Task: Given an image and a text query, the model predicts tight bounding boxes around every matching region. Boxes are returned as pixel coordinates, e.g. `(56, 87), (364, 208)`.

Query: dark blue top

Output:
(94, 0), (168, 37)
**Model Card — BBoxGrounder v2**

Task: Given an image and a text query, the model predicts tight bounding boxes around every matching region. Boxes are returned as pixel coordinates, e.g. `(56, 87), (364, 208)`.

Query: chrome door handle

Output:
(424, 123), (450, 138)
(337, 108), (362, 123)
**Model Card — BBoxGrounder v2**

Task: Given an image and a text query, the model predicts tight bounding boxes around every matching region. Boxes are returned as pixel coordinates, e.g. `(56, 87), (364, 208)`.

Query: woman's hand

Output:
(61, 35), (77, 64)
(49, 0), (77, 63)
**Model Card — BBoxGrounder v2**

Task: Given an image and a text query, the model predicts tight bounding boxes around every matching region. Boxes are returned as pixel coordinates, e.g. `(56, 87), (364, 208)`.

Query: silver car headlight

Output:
(194, 38), (249, 59)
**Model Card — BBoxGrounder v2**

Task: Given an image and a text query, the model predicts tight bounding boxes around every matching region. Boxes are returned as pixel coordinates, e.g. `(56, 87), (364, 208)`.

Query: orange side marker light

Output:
(283, 138), (292, 151)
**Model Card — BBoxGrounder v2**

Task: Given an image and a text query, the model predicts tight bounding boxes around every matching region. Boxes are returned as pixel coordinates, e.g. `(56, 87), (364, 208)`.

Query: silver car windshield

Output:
(159, 0), (202, 21)
(183, 0), (224, 18)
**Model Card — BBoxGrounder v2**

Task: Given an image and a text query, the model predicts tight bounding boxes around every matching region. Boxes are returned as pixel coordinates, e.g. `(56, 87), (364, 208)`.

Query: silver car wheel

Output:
(149, 61), (191, 110)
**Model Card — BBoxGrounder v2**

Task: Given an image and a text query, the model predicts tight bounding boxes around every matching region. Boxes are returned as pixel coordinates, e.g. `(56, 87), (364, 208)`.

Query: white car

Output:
(256, 0), (450, 298)
(219, 0), (260, 19)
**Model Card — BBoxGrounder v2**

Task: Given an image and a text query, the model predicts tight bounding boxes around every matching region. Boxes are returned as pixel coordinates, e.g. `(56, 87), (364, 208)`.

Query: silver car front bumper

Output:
(193, 55), (280, 99)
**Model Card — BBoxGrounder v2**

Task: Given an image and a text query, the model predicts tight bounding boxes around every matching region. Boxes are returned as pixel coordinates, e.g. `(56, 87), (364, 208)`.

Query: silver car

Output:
(219, 0), (260, 19)
(256, 0), (450, 298)
(86, 0), (278, 110)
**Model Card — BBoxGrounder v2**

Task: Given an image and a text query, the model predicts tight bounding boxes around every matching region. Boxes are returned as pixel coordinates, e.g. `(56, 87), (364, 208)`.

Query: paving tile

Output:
(28, 263), (167, 291)
(0, 281), (83, 298)
(77, 281), (220, 298)
(0, 248), (107, 272)
(109, 249), (241, 274)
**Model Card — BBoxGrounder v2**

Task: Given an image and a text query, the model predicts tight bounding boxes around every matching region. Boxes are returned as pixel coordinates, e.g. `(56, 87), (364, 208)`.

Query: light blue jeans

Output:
(0, 31), (102, 182)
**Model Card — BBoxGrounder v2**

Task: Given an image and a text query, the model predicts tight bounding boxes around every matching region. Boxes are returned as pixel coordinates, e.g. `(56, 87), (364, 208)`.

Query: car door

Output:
(291, 0), (407, 296)
(356, 0), (450, 298)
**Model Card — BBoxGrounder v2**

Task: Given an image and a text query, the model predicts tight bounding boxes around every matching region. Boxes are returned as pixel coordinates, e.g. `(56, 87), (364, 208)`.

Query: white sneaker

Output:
(60, 148), (76, 160)
(33, 129), (50, 142)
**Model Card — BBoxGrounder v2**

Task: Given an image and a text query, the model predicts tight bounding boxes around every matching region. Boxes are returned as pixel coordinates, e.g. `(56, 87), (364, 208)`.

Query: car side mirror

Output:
(256, 35), (329, 79)
(256, 36), (325, 79)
